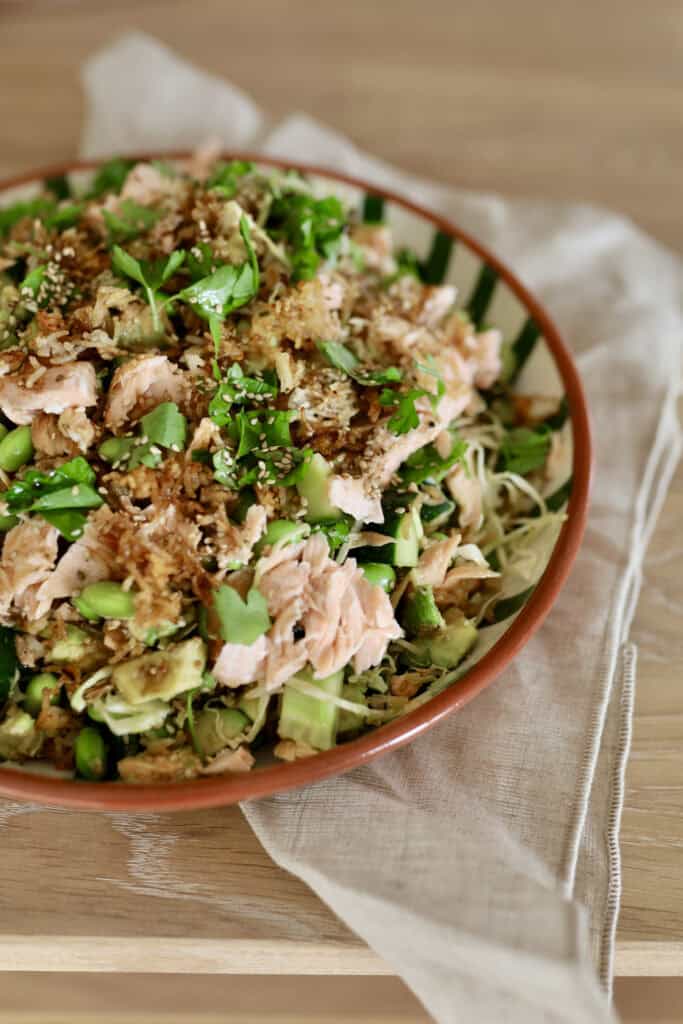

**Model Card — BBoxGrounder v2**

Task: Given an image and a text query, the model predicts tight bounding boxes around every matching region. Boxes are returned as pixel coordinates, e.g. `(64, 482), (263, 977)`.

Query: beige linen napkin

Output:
(82, 33), (682, 1023)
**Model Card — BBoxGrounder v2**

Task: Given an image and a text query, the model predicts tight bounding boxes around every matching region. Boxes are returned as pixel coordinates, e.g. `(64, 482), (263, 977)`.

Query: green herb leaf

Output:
(19, 266), (47, 303)
(206, 160), (253, 196)
(312, 517), (353, 552)
(178, 217), (259, 327)
(4, 457), (100, 513)
(128, 443), (163, 470)
(187, 242), (215, 281)
(0, 197), (56, 237)
(111, 246), (146, 286)
(140, 402), (187, 450)
(208, 363), (277, 426)
(400, 439), (468, 485)
(212, 449), (238, 489)
(46, 203), (84, 230)
(213, 585), (271, 646)
(30, 484), (103, 512)
(316, 340), (402, 387)
(379, 388), (426, 435)
(86, 158), (135, 199)
(267, 192), (345, 282)
(44, 174), (71, 200)
(103, 200), (159, 243)
(498, 427), (551, 475)
(40, 509), (88, 541)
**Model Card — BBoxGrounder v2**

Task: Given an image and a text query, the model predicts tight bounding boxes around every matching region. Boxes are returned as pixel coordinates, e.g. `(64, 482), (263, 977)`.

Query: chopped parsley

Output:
(379, 388), (426, 435)
(316, 340), (402, 387)
(400, 439), (468, 485)
(206, 160), (253, 197)
(209, 363), (278, 426)
(498, 426), (551, 475)
(86, 157), (135, 199)
(177, 215), (259, 353)
(103, 199), (160, 243)
(4, 457), (103, 539)
(112, 246), (185, 334)
(267, 192), (346, 281)
(140, 402), (187, 450)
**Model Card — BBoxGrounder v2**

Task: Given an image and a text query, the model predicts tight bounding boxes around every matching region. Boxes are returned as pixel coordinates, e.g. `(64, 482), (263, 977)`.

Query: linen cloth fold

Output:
(82, 32), (682, 1023)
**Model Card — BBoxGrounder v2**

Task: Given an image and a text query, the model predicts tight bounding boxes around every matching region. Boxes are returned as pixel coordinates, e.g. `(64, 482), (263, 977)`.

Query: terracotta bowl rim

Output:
(0, 153), (592, 811)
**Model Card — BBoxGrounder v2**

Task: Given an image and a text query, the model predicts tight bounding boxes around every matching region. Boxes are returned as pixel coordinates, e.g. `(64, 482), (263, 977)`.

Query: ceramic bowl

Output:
(0, 155), (591, 810)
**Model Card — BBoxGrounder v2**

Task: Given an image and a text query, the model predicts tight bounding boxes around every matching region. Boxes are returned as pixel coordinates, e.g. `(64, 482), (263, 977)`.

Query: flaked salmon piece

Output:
(328, 476), (383, 524)
(105, 354), (189, 430)
(33, 507), (116, 614)
(352, 572), (403, 673)
(32, 409), (96, 457)
(417, 285), (457, 328)
(212, 634), (268, 688)
(200, 745), (255, 774)
(0, 362), (97, 426)
(446, 450), (483, 532)
(0, 519), (60, 622)
(58, 409), (96, 453)
(120, 162), (175, 205)
(214, 534), (402, 691)
(435, 562), (499, 599)
(412, 533), (462, 588)
(317, 273), (346, 312)
(328, 392), (469, 524)
(117, 746), (200, 783)
(445, 315), (503, 390)
(188, 417), (223, 453)
(350, 224), (395, 274)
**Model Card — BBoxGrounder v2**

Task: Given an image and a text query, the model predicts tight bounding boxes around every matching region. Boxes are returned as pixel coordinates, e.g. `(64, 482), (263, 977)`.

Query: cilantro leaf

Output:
(3, 457), (103, 536)
(267, 192), (346, 281)
(140, 402), (187, 450)
(0, 197), (56, 237)
(312, 517), (353, 552)
(206, 160), (253, 197)
(400, 439), (468, 485)
(316, 339), (359, 375)
(103, 200), (160, 244)
(208, 363), (278, 426)
(19, 266), (47, 304)
(177, 216), (259, 355)
(316, 340), (402, 387)
(86, 157), (135, 199)
(187, 242), (215, 281)
(498, 427), (551, 475)
(214, 584), (271, 646)
(379, 388), (426, 435)
(112, 246), (185, 335)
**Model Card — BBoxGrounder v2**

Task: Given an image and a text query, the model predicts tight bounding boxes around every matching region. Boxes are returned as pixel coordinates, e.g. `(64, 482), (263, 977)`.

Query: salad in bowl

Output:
(0, 153), (579, 791)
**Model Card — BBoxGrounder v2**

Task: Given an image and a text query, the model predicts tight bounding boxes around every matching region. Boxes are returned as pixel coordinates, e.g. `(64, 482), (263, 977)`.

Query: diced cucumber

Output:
(401, 586), (445, 635)
(112, 637), (206, 705)
(296, 453), (341, 522)
(194, 707), (249, 756)
(353, 507), (423, 567)
(406, 612), (478, 669)
(337, 683), (366, 736)
(420, 499), (455, 532)
(278, 666), (343, 751)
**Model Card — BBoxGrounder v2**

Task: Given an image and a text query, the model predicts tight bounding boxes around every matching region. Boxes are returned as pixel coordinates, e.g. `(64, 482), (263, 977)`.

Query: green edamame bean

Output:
(23, 672), (60, 717)
(74, 581), (135, 620)
(361, 562), (396, 594)
(0, 425), (33, 472)
(98, 437), (136, 463)
(87, 703), (105, 723)
(74, 726), (108, 781)
(256, 519), (309, 553)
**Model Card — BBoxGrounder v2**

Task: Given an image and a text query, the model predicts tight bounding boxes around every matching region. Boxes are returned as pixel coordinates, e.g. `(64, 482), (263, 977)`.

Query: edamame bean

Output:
(23, 672), (60, 717)
(98, 437), (136, 463)
(74, 581), (135, 620)
(361, 563), (396, 594)
(74, 726), (108, 780)
(255, 519), (309, 553)
(0, 425), (33, 472)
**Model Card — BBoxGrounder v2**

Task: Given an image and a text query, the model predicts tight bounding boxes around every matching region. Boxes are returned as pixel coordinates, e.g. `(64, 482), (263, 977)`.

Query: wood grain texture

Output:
(0, 0), (681, 988)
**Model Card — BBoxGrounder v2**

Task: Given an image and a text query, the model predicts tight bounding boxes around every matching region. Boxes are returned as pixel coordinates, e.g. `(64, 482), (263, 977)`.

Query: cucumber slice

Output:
(296, 453), (341, 523)
(405, 612), (478, 669)
(401, 586), (445, 635)
(353, 507), (423, 567)
(420, 499), (455, 533)
(278, 666), (343, 750)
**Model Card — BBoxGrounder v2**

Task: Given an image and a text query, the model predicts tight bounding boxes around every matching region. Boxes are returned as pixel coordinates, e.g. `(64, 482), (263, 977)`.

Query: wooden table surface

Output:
(1, 0), (682, 1016)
